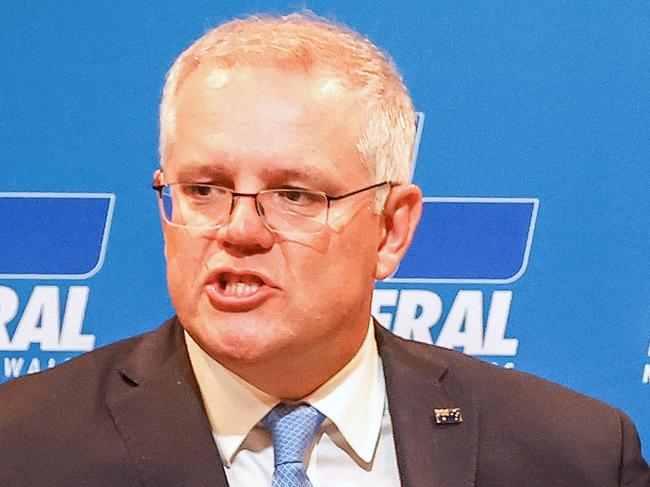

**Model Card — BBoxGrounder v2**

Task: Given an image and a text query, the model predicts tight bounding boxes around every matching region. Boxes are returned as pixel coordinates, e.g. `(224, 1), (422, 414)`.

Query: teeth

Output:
(218, 272), (265, 297)
(223, 280), (261, 297)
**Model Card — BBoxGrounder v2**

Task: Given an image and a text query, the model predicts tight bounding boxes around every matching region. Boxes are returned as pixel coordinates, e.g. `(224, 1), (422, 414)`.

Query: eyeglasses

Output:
(152, 180), (398, 235)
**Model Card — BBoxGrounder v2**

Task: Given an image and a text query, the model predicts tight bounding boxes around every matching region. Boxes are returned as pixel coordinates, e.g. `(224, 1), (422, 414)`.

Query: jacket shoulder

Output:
(382, 331), (649, 485)
(1, 329), (144, 404)
(0, 319), (184, 485)
(386, 330), (615, 413)
(0, 320), (175, 449)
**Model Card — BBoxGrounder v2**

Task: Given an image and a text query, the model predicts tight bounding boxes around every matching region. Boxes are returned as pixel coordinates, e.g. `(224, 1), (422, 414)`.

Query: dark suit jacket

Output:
(0, 317), (648, 486)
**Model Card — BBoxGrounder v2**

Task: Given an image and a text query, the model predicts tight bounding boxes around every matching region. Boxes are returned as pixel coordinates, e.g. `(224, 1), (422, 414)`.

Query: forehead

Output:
(167, 65), (370, 187)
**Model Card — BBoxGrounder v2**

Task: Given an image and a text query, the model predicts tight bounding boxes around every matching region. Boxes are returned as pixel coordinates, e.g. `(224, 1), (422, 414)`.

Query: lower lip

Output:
(204, 282), (275, 312)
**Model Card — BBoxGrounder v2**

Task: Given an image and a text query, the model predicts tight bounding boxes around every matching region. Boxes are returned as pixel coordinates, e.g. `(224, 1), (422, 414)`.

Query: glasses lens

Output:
(160, 184), (231, 228)
(259, 189), (327, 234)
(160, 187), (174, 222)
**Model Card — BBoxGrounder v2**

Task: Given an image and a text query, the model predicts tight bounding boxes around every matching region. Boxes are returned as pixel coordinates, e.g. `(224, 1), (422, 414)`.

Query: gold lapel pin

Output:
(433, 407), (463, 425)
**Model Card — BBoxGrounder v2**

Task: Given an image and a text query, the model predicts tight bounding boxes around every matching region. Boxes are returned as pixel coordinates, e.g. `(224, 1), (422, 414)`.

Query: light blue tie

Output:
(262, 403), (325, 487)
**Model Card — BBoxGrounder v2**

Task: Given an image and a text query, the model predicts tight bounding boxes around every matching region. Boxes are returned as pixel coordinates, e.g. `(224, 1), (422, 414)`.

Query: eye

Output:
(276, 189), (321, 205)
(282, 190), (305, 202)
(182, 184), (219, 198)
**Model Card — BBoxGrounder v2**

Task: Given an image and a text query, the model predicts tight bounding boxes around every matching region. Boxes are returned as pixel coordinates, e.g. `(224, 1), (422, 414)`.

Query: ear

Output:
(153, 168), (164, 186)
(375, 184), (422, 280)
(153, 169), (170, 257)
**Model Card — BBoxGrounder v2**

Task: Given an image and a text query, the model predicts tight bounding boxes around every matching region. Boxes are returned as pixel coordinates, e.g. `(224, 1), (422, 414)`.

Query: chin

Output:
(212, 335), (267, 361)
(196, 318), (276, 363)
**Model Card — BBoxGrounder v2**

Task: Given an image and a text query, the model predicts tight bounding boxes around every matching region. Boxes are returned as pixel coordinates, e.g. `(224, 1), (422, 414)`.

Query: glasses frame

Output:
(152, 180), (399, 233)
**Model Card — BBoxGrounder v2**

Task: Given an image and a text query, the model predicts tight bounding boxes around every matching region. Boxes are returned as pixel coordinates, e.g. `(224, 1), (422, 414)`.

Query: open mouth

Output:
(218, 272), (265, 297)
(205, 269), (275, 311)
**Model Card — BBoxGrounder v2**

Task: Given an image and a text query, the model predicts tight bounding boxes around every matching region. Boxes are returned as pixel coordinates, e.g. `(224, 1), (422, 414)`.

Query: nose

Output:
(217, 195), (274, 254)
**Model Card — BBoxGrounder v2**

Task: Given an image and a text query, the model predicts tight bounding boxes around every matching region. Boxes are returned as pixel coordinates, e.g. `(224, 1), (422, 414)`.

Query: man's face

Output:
(162, 65), (387, 375)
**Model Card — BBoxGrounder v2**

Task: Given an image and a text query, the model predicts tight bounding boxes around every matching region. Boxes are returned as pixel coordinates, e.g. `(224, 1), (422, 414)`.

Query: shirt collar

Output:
(185, 320), (384, 465)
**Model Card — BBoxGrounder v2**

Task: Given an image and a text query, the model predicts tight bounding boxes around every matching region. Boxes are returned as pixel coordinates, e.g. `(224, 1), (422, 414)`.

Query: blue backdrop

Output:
(1, 2), (648, 458)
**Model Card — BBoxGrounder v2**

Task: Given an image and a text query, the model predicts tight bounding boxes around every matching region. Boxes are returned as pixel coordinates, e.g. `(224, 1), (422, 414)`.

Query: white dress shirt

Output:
(185, 321), (401, 486)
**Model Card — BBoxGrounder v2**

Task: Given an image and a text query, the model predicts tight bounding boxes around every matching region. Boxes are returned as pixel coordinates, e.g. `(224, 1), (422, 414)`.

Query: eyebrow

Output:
(172, 162), (232, 182)
(171, 160), (336, 190)
(259, 166), (332, 188)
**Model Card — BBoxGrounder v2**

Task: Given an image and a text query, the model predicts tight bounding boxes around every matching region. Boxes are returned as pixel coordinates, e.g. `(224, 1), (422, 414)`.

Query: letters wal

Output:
(0, 193), (114, 382)
(372, 114), (539, 362)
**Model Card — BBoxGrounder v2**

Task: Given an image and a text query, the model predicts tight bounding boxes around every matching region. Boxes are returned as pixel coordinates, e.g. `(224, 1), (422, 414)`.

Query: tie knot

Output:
(262, 403), (325, 467)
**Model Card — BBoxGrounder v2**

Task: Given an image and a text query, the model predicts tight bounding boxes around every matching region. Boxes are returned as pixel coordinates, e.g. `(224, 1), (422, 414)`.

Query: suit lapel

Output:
(103, 317), (478, 486)
(106, 319), (229, 486)
(377, 324), (479, 487)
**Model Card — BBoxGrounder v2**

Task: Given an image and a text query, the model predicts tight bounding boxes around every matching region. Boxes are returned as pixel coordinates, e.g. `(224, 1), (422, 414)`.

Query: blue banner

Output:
(0, 193), (114, 279)
(393, 198), (538, 282)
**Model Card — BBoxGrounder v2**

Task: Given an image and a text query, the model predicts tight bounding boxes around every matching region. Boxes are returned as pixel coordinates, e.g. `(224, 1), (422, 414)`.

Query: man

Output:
(0, 13), (647, 487)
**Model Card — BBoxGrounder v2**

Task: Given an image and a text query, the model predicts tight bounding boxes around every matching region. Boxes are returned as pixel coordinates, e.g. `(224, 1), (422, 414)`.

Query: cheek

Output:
(338, 216), (379, 266)
(285, 228), (377, 296)
(164, 230), (213, 302)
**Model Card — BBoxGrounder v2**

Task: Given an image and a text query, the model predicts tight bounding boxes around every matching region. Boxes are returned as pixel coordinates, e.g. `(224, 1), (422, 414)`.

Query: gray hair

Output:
(159, 13), (416, 208)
